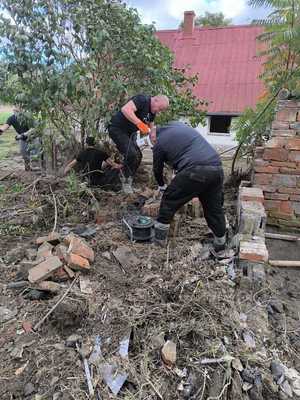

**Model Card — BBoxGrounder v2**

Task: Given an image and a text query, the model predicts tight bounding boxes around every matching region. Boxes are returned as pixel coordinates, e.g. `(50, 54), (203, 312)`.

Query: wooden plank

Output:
(265, 232), (299, 242)
(269, 260), (300, 267)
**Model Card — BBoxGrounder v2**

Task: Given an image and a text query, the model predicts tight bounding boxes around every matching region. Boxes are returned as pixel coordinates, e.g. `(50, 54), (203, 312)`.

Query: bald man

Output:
(108, 94), (169, 193)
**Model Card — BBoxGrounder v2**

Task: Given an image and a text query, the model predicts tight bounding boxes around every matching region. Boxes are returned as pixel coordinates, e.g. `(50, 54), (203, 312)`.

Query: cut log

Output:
(269, 260), (300, 267)
(265, 232), (299, 242)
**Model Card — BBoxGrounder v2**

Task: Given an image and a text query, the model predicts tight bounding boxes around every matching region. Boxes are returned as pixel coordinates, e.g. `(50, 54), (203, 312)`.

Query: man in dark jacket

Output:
(64, 137), (122, 190)
(152, 121), (227, 257)
(108, 94), (169, 193)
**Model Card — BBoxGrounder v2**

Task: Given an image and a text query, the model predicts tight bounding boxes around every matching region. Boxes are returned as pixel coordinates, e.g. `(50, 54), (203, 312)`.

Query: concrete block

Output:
(28, 256), (63, 283)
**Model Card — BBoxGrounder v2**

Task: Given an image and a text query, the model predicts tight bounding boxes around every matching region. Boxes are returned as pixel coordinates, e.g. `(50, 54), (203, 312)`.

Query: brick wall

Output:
(253, 99), (300, 230)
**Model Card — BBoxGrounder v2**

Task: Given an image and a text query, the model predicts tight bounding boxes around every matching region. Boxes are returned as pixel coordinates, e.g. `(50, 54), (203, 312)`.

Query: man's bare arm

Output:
(0, 124), (10, 134)
(64, 159), (77, 175)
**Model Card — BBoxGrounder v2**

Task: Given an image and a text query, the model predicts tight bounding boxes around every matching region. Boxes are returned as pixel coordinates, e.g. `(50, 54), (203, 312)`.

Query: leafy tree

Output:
(180, 12), (232, 28)
(0, 0), (206, 147)
(232, 0), (300, 171)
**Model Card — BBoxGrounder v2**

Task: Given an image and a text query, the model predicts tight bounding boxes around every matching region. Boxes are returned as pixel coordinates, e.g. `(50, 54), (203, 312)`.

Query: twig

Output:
(33, 274), (79, 331)
(147, 379), (163, 400)
(49, 185), (58, 233)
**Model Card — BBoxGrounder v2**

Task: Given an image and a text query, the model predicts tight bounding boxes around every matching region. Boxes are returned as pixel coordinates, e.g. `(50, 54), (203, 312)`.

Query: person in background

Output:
(108, 94), (169, 193)
(64, 136), (122, 190)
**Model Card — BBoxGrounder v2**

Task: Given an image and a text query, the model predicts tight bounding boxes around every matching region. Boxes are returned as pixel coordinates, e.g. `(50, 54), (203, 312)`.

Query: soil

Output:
(0, 164), (300, 400)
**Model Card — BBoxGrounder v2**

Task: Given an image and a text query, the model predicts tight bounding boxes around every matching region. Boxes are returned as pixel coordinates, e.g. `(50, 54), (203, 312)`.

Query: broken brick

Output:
(28, 256), (62, 283)
(52, 266), (69, 282)
(55, 244), (68, 262)
(67, 253), (90, 271)
(263, 148), (288, 161)
(63, 265), (75, 278)
(68, 237), (94, 262)
(36, 232), (60, 246)
(239, 240), (268, 263)
(38, 281), (61, 293)
(276, 108), (298, 122)
(37, 242), (53, 260)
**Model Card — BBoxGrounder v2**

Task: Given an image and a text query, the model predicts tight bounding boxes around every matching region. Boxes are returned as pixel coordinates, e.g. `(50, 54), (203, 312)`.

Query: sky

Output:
(125, 0), (270, 29)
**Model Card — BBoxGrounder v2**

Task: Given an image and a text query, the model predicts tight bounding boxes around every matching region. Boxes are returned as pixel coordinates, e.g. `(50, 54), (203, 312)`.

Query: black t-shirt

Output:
(110, 94), (155, 134)
(6, 114), (30, 134)
(76, 147), (109, 185)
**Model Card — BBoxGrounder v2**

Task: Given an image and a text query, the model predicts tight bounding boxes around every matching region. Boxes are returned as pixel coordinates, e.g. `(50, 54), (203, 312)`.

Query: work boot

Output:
(210, 234), (235, 259)
(154, 221), (170, 247)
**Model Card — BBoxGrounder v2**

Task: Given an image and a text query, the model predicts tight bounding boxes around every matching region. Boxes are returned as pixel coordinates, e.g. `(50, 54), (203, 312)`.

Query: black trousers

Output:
(89, 168), (121, 191)
(157, 165), (226, 238)
(108, 125), (142, 178)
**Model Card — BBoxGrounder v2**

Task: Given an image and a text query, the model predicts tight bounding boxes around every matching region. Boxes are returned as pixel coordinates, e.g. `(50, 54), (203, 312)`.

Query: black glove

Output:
(0, 129), (3, 134)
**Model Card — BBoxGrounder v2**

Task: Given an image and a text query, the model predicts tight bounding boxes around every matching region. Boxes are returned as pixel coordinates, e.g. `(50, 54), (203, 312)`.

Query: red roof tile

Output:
(155, 25), (265, 114)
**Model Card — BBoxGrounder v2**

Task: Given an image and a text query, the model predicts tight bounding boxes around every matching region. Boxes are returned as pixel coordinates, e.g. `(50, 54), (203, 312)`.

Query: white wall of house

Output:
(197, 116), (237, 149)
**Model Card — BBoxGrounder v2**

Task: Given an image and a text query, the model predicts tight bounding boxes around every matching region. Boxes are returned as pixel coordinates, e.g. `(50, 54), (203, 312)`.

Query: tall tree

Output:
(180, 12), (232, 28)
(0, 0), (206, 144)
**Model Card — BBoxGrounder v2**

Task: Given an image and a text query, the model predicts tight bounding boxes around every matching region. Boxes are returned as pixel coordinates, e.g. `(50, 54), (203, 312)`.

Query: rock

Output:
(65, 334), (83, 347)
(7, 281), (28, 289)
(151, 332), (165, 349)
(23, 289), (49, 300)
(161, 340), (176, 367)
(271, 361), (285, 382)
(67, 253), (90, 271)
(38, 281), (61, 293)
(36, 242), (53, 260)
(28, 256), (62, 283)
(232, 358), (244, 372)
(269, 299), (284, 314)
(79, 275), (92, 294)
(36, 232), (60, 246)
(25, 248), (37, 260)
(24, 382), (35, 396)
(0, 306), (17, 323)
(242, 330), (256, 349)
(243, 382), (253, 391)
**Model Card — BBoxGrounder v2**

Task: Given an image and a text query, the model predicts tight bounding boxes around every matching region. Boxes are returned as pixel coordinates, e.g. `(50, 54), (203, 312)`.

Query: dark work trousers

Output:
(108, 125), (142, 178)
(89, 168), (121, 191)
(157, 165), (226, 238)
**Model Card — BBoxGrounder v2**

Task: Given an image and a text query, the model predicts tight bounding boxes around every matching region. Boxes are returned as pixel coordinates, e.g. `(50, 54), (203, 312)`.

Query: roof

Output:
(155, 25), (265, 114)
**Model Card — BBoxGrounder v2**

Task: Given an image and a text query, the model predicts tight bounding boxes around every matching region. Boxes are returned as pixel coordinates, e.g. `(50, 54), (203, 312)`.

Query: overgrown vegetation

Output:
(0, 0), (206, 152)
(232, 0), (300, 163)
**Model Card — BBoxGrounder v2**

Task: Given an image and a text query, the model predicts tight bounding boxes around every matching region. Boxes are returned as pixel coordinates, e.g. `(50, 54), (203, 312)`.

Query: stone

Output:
(65, 334), (83, 347)
(67, 236), (94, 262)
(36, 232), (60, 245)
(24, 382), (35, 396)
(36, 242), (53, 261)
(269, 300), (284, 314)
(67, 253), (90, 271)
(161, 340), (176, 367)
(38, 281), (61, 293)
(0, 306), (17, 323)
(239, 240), (268, 263)
(279, 187), (300, 194)
(28, 256), (62, 283)
(290, 122), (300, 130)
(263, 148), (289, 161)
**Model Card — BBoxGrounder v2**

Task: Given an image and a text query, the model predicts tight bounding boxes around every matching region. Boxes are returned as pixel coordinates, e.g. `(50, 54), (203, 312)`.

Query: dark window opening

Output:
(209, 115), (232, 133)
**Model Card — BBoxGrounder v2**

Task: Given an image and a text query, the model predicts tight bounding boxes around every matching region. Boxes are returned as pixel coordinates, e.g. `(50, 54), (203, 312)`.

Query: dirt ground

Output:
(1, 163), (300, 400)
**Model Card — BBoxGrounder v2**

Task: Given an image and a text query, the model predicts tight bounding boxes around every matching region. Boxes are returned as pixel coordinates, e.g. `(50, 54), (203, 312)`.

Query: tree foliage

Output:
(0, 0), (206, 143)
(233, 0), (300, 158)
(180, 12), (232, 28)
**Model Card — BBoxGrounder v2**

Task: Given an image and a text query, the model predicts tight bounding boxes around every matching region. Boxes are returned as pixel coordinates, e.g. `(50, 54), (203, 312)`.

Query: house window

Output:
(209, 115), (232, 134)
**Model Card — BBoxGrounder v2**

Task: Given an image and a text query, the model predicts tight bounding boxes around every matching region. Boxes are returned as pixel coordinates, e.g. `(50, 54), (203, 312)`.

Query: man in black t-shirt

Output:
(0, 106), (35, 170)
(108, 94), (169, 193)
(64, 137), (122, 190)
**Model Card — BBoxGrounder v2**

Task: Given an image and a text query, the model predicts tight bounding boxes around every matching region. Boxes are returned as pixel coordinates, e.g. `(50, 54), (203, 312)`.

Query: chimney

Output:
(183, 11), (196, 35)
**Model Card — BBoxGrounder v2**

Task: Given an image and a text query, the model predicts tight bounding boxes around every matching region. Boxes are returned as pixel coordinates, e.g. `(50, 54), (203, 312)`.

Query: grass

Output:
(0, 111), (18, 160)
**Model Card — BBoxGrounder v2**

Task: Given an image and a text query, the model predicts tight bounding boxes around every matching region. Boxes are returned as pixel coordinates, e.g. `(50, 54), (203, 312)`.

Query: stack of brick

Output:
(237, 184), (268, 283)
(253, 99), (300, 230)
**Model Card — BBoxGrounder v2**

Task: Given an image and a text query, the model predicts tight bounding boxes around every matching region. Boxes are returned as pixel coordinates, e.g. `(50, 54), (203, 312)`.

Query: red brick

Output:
(254, 174), (273, 185)
(68, 237), (94, 262)
(67, 253), (90, 271)
(265, 137), (286, 148)
(254, 159), (269, 167)
(290, 195), (300, 201)
(264, 200), (281, 211)
(254, 165), (279, 174)
(289, 151), (300, 163)
(36, 232), (60, 246)
(239, 187), (264, 203)
(268, 211), (295, 221)
(290, 122), (300, 130)
(239, 241), (268, 263)
(28, 256), (62, 283)
(278, 100), (300, 109)
(276, 108), (298, 122)
(271, 130), (296, 137)
(280, 201), (294, 214)
(272, 161), (297, 168)
(37, 242), (53, 260)
(278, 187), (300, 194)
(272, 121), (290, 130)
(286, 139), (300, 150)
(271, 174), (297, 187)
(256, 185), (277, 193)
(279, 167), (300, 175)
(263, 148), (288, 161)
(264, 192), (289, 200)
(297, 113), (300, 122)
(292, 202), (300, 215)
(52, 266), (69, 282)
(254, 147), (265, 158)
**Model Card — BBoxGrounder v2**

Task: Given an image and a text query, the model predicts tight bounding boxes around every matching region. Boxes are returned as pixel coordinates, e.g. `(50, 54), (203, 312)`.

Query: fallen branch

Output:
(49, 185), (58, 233)
(33, 273), (79, 331)
(268, 260), (300, 268)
